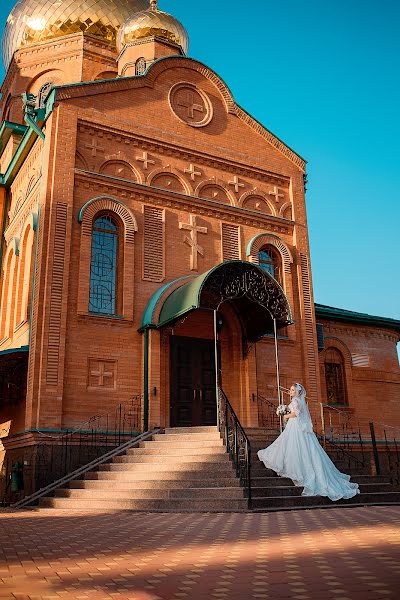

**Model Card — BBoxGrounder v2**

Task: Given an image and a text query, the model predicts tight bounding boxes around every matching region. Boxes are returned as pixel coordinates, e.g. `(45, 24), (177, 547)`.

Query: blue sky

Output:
(1, 0), (399, 321)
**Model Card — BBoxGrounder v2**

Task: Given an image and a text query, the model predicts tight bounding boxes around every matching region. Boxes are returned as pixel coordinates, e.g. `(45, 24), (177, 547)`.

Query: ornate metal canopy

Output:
(154, 261), (293, 340)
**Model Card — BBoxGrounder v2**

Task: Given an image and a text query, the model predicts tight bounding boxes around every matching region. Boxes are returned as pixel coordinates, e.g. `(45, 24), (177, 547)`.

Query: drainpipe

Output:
(143, 328), (149, 432)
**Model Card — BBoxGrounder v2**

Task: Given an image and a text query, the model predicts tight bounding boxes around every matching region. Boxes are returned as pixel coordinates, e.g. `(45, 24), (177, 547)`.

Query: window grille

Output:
(89, 215), (118, 315)
(135, 58), (146, 76)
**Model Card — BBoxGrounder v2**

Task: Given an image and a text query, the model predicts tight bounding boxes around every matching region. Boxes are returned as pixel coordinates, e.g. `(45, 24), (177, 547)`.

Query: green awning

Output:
(141, 261), (293, 340)
(0, 345), (29, 357)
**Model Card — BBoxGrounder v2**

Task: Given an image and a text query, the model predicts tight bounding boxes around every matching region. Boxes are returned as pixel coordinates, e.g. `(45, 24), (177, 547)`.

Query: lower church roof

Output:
(315, 303), (400, 334)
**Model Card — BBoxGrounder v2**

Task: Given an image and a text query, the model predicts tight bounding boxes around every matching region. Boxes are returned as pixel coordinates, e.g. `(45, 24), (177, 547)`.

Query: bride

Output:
(257, 383), (360, 501)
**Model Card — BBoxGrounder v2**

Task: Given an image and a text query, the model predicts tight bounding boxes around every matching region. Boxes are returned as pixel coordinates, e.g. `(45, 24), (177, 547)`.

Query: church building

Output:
(0, 0), (399, 484)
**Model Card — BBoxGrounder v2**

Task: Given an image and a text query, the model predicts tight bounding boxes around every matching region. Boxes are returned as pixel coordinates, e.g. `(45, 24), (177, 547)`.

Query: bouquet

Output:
(276, 404), (291, 417)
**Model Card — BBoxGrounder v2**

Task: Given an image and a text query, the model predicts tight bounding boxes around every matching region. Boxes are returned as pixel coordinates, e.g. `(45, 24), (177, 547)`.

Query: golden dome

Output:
(2, 0), (149, 69)
(118, 0), (189, 55)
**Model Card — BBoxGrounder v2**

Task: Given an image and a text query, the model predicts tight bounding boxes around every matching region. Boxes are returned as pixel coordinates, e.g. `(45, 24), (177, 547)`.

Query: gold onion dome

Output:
(2, 0), (149, 69)
(118, 0), (189, 55)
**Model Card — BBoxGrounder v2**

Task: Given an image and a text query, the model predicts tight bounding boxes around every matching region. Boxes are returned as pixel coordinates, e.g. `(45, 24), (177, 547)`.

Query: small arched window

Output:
(258, 245), (282, 284)
(325, 347), (347, 405)
(38, 82), (53, 108)
(135, 58), (146, 76)
(89, 214), (119, 315)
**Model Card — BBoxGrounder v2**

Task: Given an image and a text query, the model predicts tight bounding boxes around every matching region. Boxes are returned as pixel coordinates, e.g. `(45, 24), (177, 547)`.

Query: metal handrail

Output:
(217, 387), (251, 507)
(12, 429), (160, 509)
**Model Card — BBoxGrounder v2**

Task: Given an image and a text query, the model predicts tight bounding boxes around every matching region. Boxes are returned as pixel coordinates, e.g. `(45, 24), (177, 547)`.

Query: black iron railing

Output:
(218, 388), (251, 507)
(320, 404), (400, 484)
(1, 394), (143, 506)
(253, 393), (282, 433)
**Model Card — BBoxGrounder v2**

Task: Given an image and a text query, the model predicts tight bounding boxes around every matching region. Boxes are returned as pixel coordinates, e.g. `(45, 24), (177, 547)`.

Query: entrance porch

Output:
(141, 260), (293, 430)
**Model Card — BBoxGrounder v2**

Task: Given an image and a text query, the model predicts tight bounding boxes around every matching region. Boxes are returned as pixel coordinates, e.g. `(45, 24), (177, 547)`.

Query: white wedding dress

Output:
(257, 389), (360, 501)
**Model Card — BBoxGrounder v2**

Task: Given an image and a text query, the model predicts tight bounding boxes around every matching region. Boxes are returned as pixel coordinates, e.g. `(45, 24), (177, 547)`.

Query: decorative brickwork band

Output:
(221, 223), (241, 261)
(143, 205), (165, 282)
(46, 203), (68, 386)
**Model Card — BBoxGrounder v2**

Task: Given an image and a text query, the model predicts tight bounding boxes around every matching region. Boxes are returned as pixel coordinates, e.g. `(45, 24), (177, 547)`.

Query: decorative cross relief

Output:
(85, 137), (104, 157)
(269, 185), (284, 203)
(179, 214), (208, 271)
(229, 175), (245, 193)
(184, 163), (202, 181)
(89, 359), (115, 388)
(136, 151), (155, 170)
(177, 91), (204, 119)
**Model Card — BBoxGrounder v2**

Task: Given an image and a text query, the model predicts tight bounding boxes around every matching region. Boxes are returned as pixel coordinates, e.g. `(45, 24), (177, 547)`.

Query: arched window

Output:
(89, 214), (118, 315)
(135, 58), (146, 76)
(38, 82), (53, 108)
(258, 245), (282, 284)
(325, 347), (347, 405)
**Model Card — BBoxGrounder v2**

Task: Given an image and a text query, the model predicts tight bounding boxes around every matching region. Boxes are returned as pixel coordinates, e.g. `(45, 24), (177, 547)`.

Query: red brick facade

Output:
(0, 10), (399, 479)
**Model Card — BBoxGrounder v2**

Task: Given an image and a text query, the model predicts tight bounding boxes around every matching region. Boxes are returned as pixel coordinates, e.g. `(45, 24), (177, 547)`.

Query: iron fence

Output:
(253, 393), (400, 484)
(1, 394), (143, 506)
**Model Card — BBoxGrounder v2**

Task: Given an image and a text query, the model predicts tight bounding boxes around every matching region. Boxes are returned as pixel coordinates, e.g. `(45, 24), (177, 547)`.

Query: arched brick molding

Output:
(239, 190), (276, 216)
(100, 160), (141, 184)
(195, 179), (235, 206)
(75, 151), (89, 171)
(15, 216), (36, 328)
(0, 244), (18, 343)
(77, 197), (138, 320)
(279, 202), (293, 220)
(148, 167), (191, 196)
(247, 233), (293, 275)
(319, 336), (354, 407)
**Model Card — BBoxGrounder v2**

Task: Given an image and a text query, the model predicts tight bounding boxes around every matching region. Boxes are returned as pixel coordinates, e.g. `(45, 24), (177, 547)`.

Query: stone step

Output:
(40, 497), (248, 511)
(143, 438), (224, 448)
(113, 453), (231, 464)
(88, 469), (237, 481)
(71, 478), (241, 489)
(151, 433), (223, 443)
(56, 487), (245, 500)
(251, 477), (295, 487)
(165, 427), (219, 434)
(131, 445), (226, 456)
(251, 483), (394, 498)
(99, 461), (235, 473)
(250, 491), (400, 510)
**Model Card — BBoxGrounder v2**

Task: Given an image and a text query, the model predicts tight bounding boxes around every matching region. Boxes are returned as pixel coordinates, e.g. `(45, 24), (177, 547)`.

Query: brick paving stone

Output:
(0, 507), (399, 598)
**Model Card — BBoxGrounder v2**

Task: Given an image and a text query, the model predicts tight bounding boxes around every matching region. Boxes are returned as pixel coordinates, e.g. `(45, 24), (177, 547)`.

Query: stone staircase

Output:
(247, 428), (400, 511)
(40, 427), (247, 512)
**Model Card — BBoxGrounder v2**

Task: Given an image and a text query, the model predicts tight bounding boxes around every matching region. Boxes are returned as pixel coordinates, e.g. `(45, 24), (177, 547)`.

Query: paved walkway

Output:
(0, 506), (399, 599)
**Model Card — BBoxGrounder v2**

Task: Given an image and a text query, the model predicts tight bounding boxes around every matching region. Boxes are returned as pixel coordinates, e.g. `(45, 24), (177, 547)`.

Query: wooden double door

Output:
(170, 336), (217, 427)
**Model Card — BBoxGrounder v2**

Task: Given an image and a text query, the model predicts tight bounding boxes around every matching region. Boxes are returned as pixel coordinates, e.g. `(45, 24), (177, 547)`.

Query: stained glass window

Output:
(258, 246), (281, 283)
(89, 215), (118, 315)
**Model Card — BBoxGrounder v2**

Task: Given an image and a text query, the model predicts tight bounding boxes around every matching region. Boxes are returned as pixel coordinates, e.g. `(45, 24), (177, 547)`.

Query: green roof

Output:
(315, 303), (400, 333)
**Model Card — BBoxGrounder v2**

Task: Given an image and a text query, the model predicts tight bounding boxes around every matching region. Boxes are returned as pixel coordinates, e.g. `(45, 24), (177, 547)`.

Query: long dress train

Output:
(257, 399), (360, 501)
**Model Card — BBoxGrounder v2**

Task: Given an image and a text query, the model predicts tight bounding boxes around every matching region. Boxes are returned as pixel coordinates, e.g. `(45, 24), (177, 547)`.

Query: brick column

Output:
(25, 106), (78, 431)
